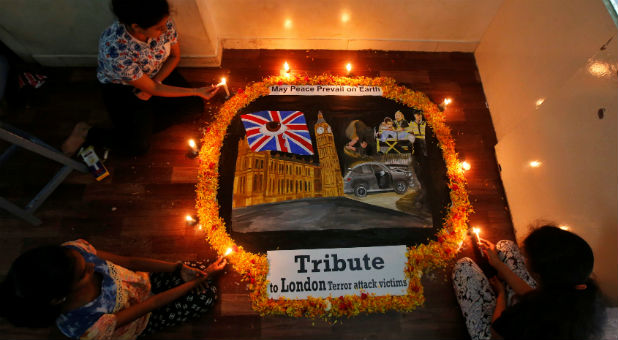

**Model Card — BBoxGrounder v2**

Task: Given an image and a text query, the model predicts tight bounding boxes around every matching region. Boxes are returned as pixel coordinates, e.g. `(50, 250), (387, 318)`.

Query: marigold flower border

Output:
(196, 75), (472, 320)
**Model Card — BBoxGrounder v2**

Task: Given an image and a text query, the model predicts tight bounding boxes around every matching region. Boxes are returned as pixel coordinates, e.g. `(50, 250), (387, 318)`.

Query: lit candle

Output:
(281, 61), (292, 77)
(471, 226), (485, 259)
(559, 225), (570, 231)
(224, 247), (233, 257)
(217, 77), (230, 98)
(187, 139), (199, 158)
(346, 63), (352, 76)
(470, 226), (497, 278)
(185, 214), (198, 226)
(438, 98), (452, 111)
(472, 227), (481, 243)
(461, 161), (471, 171)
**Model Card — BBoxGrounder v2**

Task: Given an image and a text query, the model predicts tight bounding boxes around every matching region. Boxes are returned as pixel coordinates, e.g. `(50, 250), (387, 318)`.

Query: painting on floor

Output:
(216, 95), (450, 243)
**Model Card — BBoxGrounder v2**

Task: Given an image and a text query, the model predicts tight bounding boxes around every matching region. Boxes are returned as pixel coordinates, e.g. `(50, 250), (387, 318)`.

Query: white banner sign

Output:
(269, 85), (383, 96)
(266, 245), (408, 299)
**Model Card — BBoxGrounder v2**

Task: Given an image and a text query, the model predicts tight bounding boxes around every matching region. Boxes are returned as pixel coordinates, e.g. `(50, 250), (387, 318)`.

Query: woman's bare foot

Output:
(61, 122), (91, 156)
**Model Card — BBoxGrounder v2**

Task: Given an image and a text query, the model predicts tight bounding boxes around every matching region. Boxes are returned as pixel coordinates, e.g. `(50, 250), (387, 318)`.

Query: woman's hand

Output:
(479, 238), (502, 269)
(180, 257), (227, 293)
(196, 85), (220, 100)
(205, 256), (228, 275)
(479, 238), (535, 296)
(134, 90), (152, 101)
(180, 257), (227, 282)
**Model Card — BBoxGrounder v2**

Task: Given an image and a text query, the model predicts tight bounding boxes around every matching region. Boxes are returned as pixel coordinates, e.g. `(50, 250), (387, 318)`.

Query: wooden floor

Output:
(0, 50), (515, 339)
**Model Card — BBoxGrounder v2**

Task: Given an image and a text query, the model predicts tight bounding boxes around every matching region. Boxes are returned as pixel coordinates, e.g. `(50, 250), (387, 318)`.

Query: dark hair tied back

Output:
(112, 0), (170, 29)
(517, 226), (607, 339)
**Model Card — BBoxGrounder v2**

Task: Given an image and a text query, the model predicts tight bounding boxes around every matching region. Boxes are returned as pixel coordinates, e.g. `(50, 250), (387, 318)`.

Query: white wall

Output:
(172, 0), (220, 66)
(475, 0), (618, 303)
(0, 0), (113, 65)
(207, 0), (503, 52)
(0, 0), (504, 66)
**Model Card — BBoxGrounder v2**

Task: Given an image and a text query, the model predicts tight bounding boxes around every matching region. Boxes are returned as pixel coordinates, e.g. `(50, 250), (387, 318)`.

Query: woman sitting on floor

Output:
(0, 239), (227, 339)
(453, 225), (606, 340)
(62, 0), (220, 156)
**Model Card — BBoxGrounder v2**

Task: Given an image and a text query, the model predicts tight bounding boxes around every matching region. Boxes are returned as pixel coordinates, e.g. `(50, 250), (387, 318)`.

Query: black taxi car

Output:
(342, 162), (414, 198)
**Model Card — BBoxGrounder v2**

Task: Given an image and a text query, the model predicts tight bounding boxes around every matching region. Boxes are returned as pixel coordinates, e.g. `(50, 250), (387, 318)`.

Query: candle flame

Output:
(185, 215), (195, 222)
(188, 139), (197, 148)
(559, 225), (570, 231)
(284, 61), (290, 72)
(443, 98), (452, 106)
(346, 63), (352, 73)
(224, 248), (233, 256)
(472, 227), (481, 242)
(218, 77), (226, 86)
(462, 161), (471, 171)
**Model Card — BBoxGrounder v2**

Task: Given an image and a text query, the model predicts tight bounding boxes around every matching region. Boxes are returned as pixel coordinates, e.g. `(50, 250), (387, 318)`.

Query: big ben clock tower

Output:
(314, 111), (344, 197)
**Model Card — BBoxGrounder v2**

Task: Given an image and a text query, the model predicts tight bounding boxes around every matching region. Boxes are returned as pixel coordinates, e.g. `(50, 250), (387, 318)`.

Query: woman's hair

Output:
(0, 246), (76, 328)
(524, 225), (594, 288)
(112, 0), (170, 29)
(518, 226), (607, 339)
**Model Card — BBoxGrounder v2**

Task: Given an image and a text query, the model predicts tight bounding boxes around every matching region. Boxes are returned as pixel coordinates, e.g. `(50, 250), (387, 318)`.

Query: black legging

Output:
(86, 70), (203, 156)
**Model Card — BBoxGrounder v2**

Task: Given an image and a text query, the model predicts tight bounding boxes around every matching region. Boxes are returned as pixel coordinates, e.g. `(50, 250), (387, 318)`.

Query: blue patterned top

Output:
(56, 244), (118, 339)
(96, 18), (178, 84)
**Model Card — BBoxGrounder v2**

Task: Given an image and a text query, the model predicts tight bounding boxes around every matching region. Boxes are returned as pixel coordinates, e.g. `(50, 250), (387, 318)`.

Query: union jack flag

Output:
(241, 110), (314, 155)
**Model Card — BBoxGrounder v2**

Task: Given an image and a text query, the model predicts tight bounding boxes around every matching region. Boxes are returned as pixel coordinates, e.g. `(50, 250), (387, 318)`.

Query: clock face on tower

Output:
(317, 126), (324, 134)
(327, 127), (332, 133)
